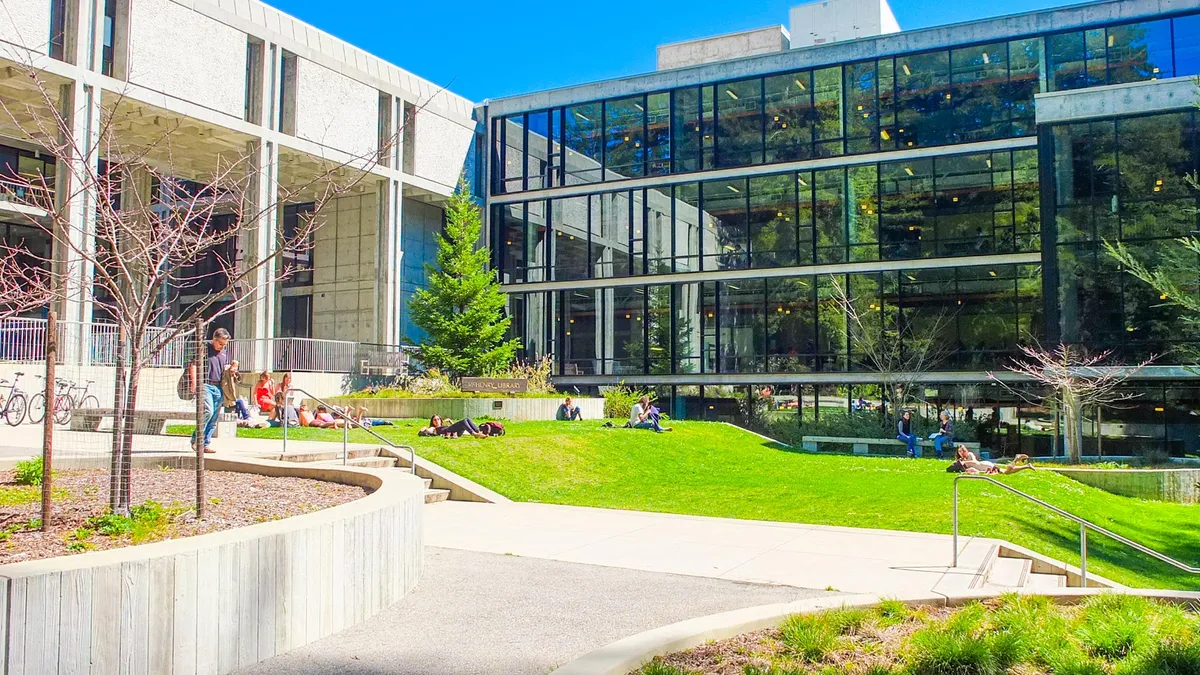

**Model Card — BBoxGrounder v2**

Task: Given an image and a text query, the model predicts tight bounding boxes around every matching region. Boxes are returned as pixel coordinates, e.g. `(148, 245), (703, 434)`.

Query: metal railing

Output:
(281, 387), (415, 475)
(0, 318), (410, 375)
(952, 474), (1200, 587)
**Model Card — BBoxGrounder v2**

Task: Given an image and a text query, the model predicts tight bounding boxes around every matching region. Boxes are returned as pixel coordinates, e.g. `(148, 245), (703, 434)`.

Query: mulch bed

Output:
(0, 468), (369, 564)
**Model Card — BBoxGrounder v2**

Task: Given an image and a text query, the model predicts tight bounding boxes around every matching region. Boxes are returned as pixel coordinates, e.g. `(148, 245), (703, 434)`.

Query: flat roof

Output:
(483, 0), (1200, 117)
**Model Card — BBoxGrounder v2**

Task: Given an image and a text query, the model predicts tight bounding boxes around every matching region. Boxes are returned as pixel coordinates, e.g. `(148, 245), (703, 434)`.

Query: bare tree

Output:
(827, 275), (957, 422)
(0, 61), (409, 515)
(988, 343), (1153, 464)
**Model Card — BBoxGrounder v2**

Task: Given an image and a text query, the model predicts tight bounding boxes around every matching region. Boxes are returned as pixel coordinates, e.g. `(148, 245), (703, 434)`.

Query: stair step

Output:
(987, 556), (1032, 588)
(424, 488), (450, 504)
(345, 457), (397, 468)
(422, 477), (432, 490)
(1026, 572), (1067, 589)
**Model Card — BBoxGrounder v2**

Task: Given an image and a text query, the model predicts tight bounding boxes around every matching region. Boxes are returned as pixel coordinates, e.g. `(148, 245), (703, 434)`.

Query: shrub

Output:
(875, 599), (911, 627)
(603, 383), (653, 420)
(1076, 594), (1155, 661)
(779, 608), (868, 662)
(637, 658), (695, 675)
(13, 457), (43, 486)
(1120, 641), (1200, 675)
(494, 356), (557, 394)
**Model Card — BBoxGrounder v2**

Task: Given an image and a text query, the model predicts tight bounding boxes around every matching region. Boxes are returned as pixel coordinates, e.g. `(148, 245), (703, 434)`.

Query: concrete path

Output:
(425, 501), (994, 597)
(239, 546), (832, 675)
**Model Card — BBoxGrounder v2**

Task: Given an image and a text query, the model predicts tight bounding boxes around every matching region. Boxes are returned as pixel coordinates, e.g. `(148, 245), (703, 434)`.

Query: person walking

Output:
(191, 327), (231, 454)
(896, 410), (918, 458)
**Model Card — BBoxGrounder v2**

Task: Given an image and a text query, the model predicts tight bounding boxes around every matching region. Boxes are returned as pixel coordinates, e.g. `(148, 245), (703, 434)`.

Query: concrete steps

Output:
(281, 448), (451, 504)
(985, 556), (1031, 588)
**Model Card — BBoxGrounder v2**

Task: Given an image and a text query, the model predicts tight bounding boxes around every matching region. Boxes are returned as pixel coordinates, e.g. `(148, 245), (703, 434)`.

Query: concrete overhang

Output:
(1035, 76), (1199, 125)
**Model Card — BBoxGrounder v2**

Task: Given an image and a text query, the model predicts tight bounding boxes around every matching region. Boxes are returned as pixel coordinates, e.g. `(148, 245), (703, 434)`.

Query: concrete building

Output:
(657, 27), (792, 71)
(790, 0), (900, 48)
(0, 0), (477, 364)
(482, 0), (1200, 456)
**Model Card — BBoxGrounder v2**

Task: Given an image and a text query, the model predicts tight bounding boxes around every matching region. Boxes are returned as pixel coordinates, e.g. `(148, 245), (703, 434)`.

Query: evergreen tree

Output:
(408, 179), (517, 376)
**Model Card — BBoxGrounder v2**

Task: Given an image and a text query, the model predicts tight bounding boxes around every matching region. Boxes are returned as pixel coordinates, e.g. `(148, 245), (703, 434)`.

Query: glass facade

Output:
(493, 148), (1039, 283)
(491, 13), (1200, 195)
(486, 6), (1200, 457)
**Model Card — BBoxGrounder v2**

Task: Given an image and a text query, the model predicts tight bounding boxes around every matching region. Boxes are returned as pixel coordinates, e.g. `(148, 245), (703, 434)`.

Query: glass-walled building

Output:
(481, 0), (1200, 456)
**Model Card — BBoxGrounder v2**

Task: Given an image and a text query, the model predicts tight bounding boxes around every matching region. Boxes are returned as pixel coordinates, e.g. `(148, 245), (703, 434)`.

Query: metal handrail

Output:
(953, 474), (1199, 587)
(281, 388), (416, 475)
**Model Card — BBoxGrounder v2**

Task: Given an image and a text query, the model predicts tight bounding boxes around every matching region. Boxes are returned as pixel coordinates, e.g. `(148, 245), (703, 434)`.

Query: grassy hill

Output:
(227, 420), (1200, 590)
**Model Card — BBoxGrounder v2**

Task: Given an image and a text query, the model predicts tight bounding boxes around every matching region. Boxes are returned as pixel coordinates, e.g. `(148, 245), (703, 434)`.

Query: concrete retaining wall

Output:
(0, 456), (425, 674)
(322, 396), (604, 422)
(1052, 467), (1200, 504)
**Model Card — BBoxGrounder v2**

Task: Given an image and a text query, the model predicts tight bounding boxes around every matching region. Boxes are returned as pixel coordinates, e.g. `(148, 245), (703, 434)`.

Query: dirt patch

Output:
(0, 468), (368, 564)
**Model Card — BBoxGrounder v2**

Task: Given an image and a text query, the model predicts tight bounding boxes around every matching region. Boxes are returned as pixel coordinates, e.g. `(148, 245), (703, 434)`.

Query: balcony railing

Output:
(0, 318), (408, 375)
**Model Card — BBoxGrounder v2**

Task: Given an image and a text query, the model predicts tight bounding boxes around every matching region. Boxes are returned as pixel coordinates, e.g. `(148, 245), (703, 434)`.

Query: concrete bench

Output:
(800, 435), (985, 458)
(69, 408), (194, 435)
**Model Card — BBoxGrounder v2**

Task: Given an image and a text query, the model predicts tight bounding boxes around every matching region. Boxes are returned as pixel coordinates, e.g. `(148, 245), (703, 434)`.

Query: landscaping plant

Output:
(603, 383), (654, 420)
(13, 457), (44, 486)
(408, 179), (518, 377)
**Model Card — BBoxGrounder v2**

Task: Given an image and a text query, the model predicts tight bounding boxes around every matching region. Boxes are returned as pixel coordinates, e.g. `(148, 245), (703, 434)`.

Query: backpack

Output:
(480, 421), (505, 436)
(177, 368), (196, 401)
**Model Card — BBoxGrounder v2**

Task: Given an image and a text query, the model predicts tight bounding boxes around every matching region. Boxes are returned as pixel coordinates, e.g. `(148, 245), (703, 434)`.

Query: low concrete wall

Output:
(0, 456), (425, 674)
(1052, 467), (1200, 504)
(322, 396), (604, 422)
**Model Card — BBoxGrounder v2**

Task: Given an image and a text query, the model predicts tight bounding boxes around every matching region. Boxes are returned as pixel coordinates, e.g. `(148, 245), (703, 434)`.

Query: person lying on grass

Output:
(418, 414), (490, 439)
(949, 445), (1036, 475)
(309, 405), (346, 429)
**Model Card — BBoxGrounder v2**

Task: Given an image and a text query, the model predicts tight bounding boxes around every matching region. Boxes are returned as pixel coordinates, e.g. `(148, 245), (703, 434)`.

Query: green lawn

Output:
(197, 420), (1200, 590)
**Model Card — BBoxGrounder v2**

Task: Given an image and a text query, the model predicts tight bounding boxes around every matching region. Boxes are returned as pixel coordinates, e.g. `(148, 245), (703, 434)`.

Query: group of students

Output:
(895, 408), (1035, 474)
(246, 371), (388, 429)
(555, 395), (674, 433)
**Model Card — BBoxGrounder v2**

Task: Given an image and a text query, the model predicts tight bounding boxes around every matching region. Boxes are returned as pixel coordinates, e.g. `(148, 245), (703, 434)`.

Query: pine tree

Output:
(408, 179), (517, 376)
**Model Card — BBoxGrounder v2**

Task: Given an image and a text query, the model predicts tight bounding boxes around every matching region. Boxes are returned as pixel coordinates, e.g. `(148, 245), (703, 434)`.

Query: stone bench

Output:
(69, 408), (194, 435)
(800, 435), (985, 458)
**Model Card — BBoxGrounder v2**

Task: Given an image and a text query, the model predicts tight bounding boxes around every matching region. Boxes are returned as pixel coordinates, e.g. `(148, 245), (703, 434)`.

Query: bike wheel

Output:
(54, 396), (72, 425)
(28, 393), (45, 424)
(5, 394), (27, 426)
(82, 395), (100, 410)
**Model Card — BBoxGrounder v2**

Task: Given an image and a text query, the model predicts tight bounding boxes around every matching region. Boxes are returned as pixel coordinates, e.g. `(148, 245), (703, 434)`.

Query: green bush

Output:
(602, 383), (653, 420)
(779, 607), (869, 662)
(636, 658), (695, 675)
(1076, 595), (1156, 661)
(13, 457), (43, 486)
(766, 409), (980, 446)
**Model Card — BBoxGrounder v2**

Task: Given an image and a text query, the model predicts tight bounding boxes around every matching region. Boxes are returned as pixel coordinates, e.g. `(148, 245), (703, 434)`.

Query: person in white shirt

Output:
(629, 395), (672, 433)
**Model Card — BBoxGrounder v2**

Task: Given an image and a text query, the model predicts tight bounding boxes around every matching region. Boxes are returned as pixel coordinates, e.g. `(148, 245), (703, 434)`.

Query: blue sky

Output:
(268, 0), (1077, 102)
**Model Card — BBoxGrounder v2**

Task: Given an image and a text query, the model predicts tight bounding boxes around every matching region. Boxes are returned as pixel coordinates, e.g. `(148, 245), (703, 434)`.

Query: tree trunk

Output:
(118, 353), (143, 516)
(1063, 390), (1084, 465)
(109, 326), (128, 513)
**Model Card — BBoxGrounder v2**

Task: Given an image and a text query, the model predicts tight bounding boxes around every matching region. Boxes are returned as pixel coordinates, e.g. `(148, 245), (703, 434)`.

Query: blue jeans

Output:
(233, 398), (252, 420)
(557, 406), (582, 421)
(897, 433), (918, 458)
(633, 410), (665, 433)
(192, 384), (223, 449)
(934, 434), (952, 459)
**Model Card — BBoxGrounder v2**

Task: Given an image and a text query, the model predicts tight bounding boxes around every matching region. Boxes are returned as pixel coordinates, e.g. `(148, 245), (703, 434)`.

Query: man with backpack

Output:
(188, 328), (231, 454)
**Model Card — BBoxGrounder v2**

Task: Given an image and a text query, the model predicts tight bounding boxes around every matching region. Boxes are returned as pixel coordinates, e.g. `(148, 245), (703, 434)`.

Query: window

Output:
(844, 61), (879, 154)
(645, 93), (671, 176)
(245, 38), (265, 124)
(671, 87), (703, 173)
(526, 111), (551, 191)
(950, 42), (1009, 142)
(280, 295), (313, 338)
(593, 191), (633, 278)
(497, 203), (526, 284)
(561, 289), (598, 375)
(500, 115), (524, 193)
(719, 279), (765, 373)
(564, 103), (603, 185)
(896, 51), (952, 148)
(715, 78), (764, 168)
(1047, 30), (1105, 91)
(281, 203), (314, 287)
(701, 178), (749, 270)
(606, 285), (644, 374)
(1106, 19), (1173, 84)
(552, 195), (589, 281)
(1173, 14), (1200, 77)
(605, 96), (645, 180)
(49, 0), (67, 61)
(812, 67), (844, 156)
(749, 174), (796, 268)
(101, 0), (116, 76)
(764, 72), (813, 163)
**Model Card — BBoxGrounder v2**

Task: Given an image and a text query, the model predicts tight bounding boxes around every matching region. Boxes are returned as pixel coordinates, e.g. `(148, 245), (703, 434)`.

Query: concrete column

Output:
(375, 177), (403, 346)
(234, 139), (279, 371)
(54, 78), (101, 364)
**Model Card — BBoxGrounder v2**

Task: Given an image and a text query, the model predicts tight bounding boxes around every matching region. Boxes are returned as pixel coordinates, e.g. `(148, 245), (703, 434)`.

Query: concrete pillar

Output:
(376, 177), (403, 346)
(54, 78), (101, 364)
(234, 138), (279, 371)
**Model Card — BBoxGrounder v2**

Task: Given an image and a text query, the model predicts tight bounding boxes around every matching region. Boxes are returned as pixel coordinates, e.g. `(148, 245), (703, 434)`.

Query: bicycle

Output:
(65, 379), (99, 412)
(29, 377), (73, 425)
(0, 372), (29, 426)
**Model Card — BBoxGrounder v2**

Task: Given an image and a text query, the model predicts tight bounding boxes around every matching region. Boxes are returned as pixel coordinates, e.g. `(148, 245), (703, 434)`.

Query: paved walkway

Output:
(239, 546), (832, 675)
(425, 501), (994, 596)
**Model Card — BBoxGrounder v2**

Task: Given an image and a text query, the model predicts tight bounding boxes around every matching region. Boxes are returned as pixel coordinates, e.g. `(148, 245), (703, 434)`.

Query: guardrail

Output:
(281, 387), (416, 474)
(0, 318), (410, 374)
(952, 474), (1199, 586)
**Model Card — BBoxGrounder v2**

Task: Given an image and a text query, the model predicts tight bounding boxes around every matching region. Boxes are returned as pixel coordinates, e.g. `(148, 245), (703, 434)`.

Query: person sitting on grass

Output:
(951, 445), (1035, 475)
(418, 414), (488, 438)
(556, 396), (583, 421)
(254, 371), (276, 414)
(296, 403), (315, 427)
(629, 395), (672, 433)
(896, 410), (918, 458)
(310, 405), (346, 429)
(267, 393), (299, 427)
